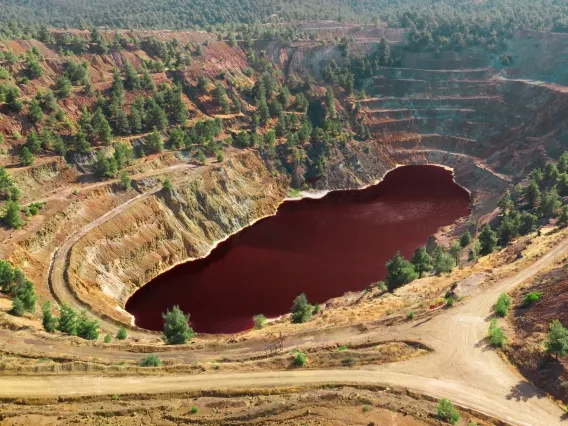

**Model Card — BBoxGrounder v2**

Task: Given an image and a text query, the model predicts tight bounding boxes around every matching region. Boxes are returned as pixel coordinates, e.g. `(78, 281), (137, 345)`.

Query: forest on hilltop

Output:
(1, 0), (568, 33)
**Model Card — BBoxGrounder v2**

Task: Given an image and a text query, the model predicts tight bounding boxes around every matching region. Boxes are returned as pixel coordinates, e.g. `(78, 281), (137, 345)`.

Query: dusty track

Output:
(47, 161), (201, 337)
(2, 234), (568, 425)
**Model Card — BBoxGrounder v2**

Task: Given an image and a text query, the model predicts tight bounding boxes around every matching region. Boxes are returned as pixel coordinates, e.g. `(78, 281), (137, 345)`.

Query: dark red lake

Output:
(125, 165), (470, 334)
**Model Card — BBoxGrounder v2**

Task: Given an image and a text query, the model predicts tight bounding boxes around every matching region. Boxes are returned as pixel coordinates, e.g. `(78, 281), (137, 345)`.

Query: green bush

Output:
(190, 405), (198, 414)
(407, 311), (415, 320)
(313, 304), (320, 314)
(140, 354), (162, 367)
(488, 319), (505, 348)
(495, 293), (511, 317)
(104, 334), (112, 343)
(162, 305), (195, 345)
(375, 281), (387, 291)
(116, 326), (127, 340)
(253, 314), (266, 330)
(111, 394), (119, 401)
(436, 398), (461, 425)
(41, 301), (57, 333)
(446, 296), (455, 307)
(338, 345), (348, 351)
(77, 310), (99, 340)
(291, 293), (312, 324)
(293, 350), (307, 367)
(523, 291), (542, 306)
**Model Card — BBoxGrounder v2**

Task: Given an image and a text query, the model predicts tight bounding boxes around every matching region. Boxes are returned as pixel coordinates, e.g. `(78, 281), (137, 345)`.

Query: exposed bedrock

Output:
(61, 140), (509, 325)
(15, 30), (568, 327)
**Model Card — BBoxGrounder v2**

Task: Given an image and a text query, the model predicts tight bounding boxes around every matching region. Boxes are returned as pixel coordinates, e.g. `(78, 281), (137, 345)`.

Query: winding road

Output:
(2, 231), (568, 425)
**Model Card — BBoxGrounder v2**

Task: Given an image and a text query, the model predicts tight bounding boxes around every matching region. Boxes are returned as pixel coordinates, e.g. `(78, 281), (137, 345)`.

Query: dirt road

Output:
(47, 161), (202, 338)
(3, 234), (568, 425)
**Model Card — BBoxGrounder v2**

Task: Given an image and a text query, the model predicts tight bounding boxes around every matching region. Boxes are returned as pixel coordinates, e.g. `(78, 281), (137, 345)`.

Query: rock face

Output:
(65, 152), (288, 322)
(11, 29), (568, 326)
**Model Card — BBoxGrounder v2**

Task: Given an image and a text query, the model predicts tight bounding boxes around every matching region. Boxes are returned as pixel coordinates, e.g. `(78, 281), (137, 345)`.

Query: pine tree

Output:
(410, 247), (432, 278)
(525, 181), (540, 208)
(539, 188), (562, 218)
(325, 87), (336, 119)
(258, 97), (270, 124)
(19, 147), (35, 166)
(162, 177), (173, 192)
(77, 310), (99, 340)
(73, 129), (92, 154)
(57, 303), (77, 335)
(168, 87), (188, 124)
(3, 201), (23, 229)
(93, 108), (113, 144)
(140, 69), (155, 91)
(169, 127), (185, 149)
(14, 279), (38, 314)
(498, 190), (514, 215)
(11, 296), (25, 316)
(115, 110), (131, 135)
(479, 225), (498, 255)
(162, 305), (194, 345)
(28, 98), (44, 123)
(123, 60), (140, 90)
(120, 171), (131, 190)
(545, 320), (568, 359)
(26, 131), (42, 153)
(460, 231), (472, 247)
(41, 301), (57, 332)
(145, 129), (164, 153)
(78, 106), (94, 138)
(128, 108), (143, 133)
(146, 99), (168, 130)
(55, 75), (72, 98)
(558, 205), (568, 227)
(385, 252), (418, 291)
(291, 293), (312, 324)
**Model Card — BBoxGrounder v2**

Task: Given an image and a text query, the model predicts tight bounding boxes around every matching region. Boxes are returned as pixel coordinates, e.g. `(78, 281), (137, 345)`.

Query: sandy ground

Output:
(1, 232), (568, 425)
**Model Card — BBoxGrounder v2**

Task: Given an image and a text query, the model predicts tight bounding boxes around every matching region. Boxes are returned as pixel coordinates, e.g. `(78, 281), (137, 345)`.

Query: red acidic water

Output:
(125, 165), (470, 334)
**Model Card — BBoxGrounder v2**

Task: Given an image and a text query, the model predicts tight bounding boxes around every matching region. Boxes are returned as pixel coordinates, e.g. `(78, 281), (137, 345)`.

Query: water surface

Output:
(126, 165), (470, 333)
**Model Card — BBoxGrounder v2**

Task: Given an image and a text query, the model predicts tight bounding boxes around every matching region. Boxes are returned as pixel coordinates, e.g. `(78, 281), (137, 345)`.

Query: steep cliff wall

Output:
(65, 151), (288, 322)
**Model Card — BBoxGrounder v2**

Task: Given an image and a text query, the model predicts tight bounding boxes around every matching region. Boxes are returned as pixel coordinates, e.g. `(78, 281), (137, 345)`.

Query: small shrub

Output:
(104, 334), (112, 343)
(488, 319), (505, 348)
(116, 326), (127, 340)
(140, 354), (162, 367)
(375, 281), (387, 291)
(291, 293), (312, 324)
(190, 405), (198, 414)
(436, 398), (461, 425)
(446, 297), (455, 307)
(495, 293), (511, 317)
(407, 311), (415, 320)
(253, 314), (266, 330)
(362, 404), (371, 412)
(111, 394), (119, 401)
(523, 291), (542, 306)
(313, 304), (320, 314)
(293, 350), (307, 367)
(338, 345), (348, 351)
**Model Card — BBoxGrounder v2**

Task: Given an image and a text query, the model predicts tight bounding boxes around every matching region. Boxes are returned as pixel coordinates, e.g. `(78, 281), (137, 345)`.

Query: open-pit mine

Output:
(1, 2), (568, 424)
